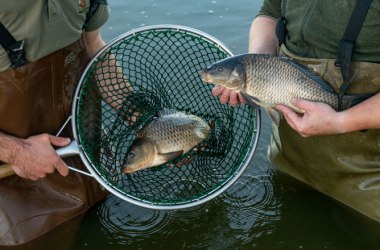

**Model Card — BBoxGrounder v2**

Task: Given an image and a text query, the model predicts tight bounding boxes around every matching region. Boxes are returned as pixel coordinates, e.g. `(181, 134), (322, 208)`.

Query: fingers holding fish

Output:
(274, 103), (302, 132)
(275, 99), (345, 137)
(211, 85), (246, 107)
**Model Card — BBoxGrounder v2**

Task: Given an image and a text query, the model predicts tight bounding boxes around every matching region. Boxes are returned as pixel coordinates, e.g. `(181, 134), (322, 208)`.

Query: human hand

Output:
(275, 98), (345, 137)
(212, 85), (246, 107)
(11, 134), (71, 180)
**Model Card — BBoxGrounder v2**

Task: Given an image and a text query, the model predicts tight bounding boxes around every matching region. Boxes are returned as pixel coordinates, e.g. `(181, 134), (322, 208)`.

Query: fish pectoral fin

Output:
(239, 92), (260, 109)
(265, 107), (282, 126)
(158, 150), (184, 163)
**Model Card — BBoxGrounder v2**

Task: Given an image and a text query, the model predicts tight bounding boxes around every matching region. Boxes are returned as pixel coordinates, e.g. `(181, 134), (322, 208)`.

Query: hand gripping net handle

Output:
(71, 25), (261, 209)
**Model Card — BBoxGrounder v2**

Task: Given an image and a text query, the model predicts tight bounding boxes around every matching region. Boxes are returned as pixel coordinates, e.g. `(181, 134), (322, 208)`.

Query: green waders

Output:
(270, 45), (380, 222)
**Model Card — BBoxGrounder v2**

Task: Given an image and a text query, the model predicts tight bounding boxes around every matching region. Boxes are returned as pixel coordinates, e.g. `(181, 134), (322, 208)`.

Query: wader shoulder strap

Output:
(335, 0), (373, 110)
(275, 0), (287, 46)
(0, 22), (27, 69)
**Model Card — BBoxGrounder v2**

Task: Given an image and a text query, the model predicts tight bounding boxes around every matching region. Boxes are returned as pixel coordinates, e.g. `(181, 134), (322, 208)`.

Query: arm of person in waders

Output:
(0, 32), (106, 181)
(212, 16), (278, 106)
(0, 132), (70, 180)
(85, 29), (138, 124)
(275, 93), (380, 137)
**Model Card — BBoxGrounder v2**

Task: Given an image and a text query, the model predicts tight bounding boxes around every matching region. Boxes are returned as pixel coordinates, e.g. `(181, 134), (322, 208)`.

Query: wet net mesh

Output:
(75, 26), (259, 208)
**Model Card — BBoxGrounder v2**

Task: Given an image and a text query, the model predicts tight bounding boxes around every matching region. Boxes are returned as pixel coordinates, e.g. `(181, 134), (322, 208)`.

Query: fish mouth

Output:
(123, 165), (146, 174)
(123, 166), (134, 174)
(200, 69), (212, 83)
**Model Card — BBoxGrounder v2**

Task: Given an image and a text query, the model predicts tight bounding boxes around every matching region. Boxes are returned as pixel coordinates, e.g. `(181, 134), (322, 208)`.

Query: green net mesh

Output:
(74, 25), (260, 208)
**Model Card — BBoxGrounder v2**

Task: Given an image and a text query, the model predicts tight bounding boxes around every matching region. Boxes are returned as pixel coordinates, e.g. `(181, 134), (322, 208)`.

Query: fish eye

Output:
(217, 66), (223, 72)
(128, 151), (135, 159)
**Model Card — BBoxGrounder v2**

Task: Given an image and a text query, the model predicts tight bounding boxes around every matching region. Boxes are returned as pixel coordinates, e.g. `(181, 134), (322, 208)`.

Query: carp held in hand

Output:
(201, 53), (362, 125)
(123, 109), (211, 173)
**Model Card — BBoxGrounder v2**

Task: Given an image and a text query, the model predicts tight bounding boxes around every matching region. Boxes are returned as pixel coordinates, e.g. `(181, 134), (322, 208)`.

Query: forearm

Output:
(0, 132), (22, 164)
(85, 29), (106, 57)
(248, 16), (278, 54)
(339, 92), (380, 132)
(85, 29), (132, 111)
(0, 131), (71, 179)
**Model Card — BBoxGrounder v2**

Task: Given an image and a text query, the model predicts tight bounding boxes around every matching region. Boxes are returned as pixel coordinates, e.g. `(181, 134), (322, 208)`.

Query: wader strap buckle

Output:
(6, 40), (28, 69)
(0, 22), (28, 69)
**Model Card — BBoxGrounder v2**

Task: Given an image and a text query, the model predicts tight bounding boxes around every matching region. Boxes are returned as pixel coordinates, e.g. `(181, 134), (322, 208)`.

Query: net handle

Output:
(0, 164), (15, 179)
(0, 140), (92, 180)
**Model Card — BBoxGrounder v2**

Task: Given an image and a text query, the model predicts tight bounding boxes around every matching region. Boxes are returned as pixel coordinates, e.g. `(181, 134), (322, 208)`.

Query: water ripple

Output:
(217, 173), (282, 240)
(94, 173), (281, 248)
(222, 174), (278, 207)
(97, 196), (174, 244)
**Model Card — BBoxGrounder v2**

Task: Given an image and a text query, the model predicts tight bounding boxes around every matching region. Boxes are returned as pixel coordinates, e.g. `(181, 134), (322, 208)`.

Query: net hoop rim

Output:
(70, 24), (261, 209)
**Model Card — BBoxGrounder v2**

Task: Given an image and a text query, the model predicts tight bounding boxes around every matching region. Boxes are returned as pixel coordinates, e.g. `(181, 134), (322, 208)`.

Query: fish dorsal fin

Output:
(277, 56), (336, 94)
(158, 108), (178, 117)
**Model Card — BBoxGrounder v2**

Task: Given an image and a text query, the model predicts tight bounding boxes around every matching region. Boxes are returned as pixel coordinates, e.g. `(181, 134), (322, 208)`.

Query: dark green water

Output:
(24, 1), (380, 249)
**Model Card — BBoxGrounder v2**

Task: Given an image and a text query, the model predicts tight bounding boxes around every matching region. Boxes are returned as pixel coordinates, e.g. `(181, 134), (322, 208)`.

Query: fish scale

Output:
(242, 54), (339, 112)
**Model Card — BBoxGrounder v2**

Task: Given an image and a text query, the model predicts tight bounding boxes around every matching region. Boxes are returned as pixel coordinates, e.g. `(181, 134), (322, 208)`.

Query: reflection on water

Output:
(220, 174), (281, 230)
(98, 197), (174, 244)
(85, 171), (281, 249)
(216, 174), (281, 246)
